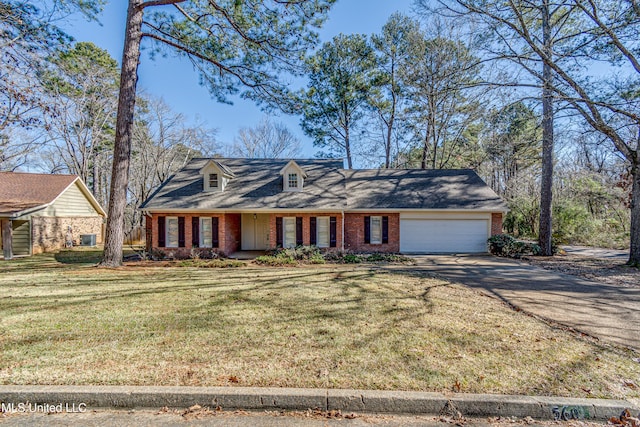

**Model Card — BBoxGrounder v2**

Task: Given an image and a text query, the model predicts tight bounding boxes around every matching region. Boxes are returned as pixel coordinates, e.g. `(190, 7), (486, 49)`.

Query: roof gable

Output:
(0, 172), (105, 217)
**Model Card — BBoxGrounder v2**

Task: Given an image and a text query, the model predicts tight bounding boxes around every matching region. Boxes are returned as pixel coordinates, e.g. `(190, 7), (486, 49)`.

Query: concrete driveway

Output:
(412, 255), (640, 351)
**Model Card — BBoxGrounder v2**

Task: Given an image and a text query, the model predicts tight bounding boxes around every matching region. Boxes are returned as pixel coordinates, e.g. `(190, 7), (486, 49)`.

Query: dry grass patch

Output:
(0, 253), (638, 400)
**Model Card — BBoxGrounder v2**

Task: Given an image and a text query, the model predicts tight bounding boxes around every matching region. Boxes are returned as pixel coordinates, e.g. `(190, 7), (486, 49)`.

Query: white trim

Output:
(370, 216), (382, 244)
(278, 160), (307, 178)
(282, 217), (297, 248)
(165, 216), (179, 248)
(10, 177), (106, 219)
(316, 216), (330, 248)
(199, 217), (213, 248)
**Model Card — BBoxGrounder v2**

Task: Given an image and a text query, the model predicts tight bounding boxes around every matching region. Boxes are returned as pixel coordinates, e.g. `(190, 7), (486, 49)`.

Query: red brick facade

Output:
(491, 212), (503, 236)
(147, 213), (240, 258)
(268, 213), (343, 250)
(147, 211), (503, 257)
(344, 213), (400, 253)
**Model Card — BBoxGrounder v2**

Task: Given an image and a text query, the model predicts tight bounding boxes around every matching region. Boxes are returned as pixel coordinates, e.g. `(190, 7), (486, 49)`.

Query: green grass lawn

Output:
(0, 251), (638, 401)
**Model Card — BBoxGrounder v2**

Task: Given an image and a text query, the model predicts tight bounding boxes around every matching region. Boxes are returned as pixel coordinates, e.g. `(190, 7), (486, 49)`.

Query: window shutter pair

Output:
(156, 216), (186, 247)
(275, 217), (304, 247)
(191, 217), (219, 248)
(364, 216), (389, 244)
(309, 216), (337, 247)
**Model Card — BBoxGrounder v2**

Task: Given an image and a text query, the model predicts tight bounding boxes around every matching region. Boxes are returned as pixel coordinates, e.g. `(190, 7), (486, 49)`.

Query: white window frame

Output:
(288, 173), (298, 189)
(200, 217), (213, 248)
(209, 173), (219, 188)
(317, 216), (330, 248)
(166, 216), (179, 248)
(370, 216), (382, 245)
(283, 217), (296, 248)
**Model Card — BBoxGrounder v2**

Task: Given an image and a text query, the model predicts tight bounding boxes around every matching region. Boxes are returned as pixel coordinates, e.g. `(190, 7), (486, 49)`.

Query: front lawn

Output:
(0, 252), (638, 401)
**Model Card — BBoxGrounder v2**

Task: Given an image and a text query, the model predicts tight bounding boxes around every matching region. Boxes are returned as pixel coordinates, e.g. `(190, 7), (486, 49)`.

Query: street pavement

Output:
(411, 255), (640, 351)
(0, 409), (609, 427)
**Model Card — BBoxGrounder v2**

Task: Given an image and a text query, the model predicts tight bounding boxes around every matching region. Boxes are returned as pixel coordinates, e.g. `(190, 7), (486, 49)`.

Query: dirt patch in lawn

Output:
(1, 254), (638, 401)
(523, 254), (640, 288)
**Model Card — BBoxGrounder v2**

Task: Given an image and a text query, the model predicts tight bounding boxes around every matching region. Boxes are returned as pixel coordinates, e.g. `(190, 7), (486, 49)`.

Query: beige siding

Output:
(12, 220), (30, 255)
(38, 182), (101, 217)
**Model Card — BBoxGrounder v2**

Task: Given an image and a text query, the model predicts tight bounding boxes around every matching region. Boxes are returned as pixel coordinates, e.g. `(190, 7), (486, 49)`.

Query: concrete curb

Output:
(0, 386), (637, 420)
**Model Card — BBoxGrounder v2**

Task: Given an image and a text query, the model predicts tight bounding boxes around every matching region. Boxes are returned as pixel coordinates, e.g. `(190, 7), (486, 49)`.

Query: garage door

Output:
(400, 219), (488, 253)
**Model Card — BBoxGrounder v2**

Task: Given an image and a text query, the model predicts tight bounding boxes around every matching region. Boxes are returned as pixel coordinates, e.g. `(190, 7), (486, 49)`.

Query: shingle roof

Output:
(141, 158), (507, 212)
(345, 169), (508, 210)
(0, 172), (78, 216)
(140, 158), (347, 211)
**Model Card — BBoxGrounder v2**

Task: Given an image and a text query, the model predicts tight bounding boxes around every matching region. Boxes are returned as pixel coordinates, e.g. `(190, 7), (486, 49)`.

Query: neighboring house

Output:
(140, 158), (507, 257)
(0, 172), (106, 259)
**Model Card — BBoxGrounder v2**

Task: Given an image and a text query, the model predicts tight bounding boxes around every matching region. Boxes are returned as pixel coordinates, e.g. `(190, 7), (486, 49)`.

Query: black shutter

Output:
(310, 217), (317, 245)
(158, 216), (166, 247)
(364, 216), (371, 244)
(296, 217), (303, 246)
(330, 216), (337, 247)
(382, 216), (389, 244)
(276, 217), (283, 247)
(192, 217), (200, 247)
(212, 217), (219, 248)
(178, 217), (185, 247)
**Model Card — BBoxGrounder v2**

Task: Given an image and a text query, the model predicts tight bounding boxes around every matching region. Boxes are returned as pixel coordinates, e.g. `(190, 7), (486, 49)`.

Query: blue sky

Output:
(64, 0), (417, 156)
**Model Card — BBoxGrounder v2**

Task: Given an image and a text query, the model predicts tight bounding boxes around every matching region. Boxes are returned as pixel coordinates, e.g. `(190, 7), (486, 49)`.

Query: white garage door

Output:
(400, 219), (489, 253)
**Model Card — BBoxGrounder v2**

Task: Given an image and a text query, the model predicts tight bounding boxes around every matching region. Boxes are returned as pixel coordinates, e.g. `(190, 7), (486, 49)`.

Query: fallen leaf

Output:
(228, 376), (239, 383)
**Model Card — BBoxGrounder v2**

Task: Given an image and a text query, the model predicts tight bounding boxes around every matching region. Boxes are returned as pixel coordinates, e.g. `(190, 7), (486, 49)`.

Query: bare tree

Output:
(231, 116), (302, 159)
(127, 96), (218, 239)
(420, 0), (640, 262)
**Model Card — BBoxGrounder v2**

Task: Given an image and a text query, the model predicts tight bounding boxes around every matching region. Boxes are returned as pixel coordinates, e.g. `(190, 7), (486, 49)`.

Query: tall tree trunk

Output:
(100, 0), (144, 267)
(538, 0), (554, 257)
(385, 112), (393, 169)
(345, 125), (352, 169)
(421, 127), (429, 169)
(629, 162), (640, 266)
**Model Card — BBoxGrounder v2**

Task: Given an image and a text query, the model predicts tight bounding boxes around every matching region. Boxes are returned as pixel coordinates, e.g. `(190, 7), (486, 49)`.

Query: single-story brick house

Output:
(140, 158), (507, 257)
(0, 172), (106, 259)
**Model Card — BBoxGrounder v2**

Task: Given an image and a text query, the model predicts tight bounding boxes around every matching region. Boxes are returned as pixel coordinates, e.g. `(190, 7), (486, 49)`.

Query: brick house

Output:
(140, 158), (507, 257)
(0, 172), (106, 259)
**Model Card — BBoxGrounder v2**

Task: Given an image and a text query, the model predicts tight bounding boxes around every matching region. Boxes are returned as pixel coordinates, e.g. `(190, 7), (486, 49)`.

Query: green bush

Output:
(177, 259), (245, 268)
(488, 234), (541, 258)
(254, 255), (297, 266)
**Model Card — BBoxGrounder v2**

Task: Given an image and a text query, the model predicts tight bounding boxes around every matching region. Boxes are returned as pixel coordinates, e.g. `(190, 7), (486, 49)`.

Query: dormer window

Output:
(288, 173), (298, 188)
(200, 159), (235, 192)
(280, 160), (307, 192)
(209, 173), (218, 188)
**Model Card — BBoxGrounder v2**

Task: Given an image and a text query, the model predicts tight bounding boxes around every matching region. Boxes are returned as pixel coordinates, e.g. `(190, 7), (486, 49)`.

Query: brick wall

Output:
(31, 216), (104, 254)
(491, 212), (503, 236)
(148, 213), (245, 258)
(344, 213), (400, 253)
(223, 213), (241, 255)
(268, 213), (343, 250)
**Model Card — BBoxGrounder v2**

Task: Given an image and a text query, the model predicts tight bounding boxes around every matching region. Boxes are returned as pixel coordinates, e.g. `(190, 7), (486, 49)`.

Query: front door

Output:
(241, 214), (269, 250)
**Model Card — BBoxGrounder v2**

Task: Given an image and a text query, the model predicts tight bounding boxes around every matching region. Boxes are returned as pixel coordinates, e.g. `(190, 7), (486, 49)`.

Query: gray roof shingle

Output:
(345, 169), (508, 211)
(140, 158), (347, 211)
(140, 158), (507, 212)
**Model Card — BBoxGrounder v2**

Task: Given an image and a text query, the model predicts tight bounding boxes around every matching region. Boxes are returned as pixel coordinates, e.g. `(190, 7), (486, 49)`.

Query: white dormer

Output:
(199, 159), (235, 192)
(279, 160), (307, 192)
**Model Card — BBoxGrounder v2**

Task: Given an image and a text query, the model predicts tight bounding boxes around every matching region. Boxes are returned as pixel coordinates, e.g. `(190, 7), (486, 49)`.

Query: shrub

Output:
(254, 255), (297, 266)
(488, 234), (541, 258)
(177, 259), (245, 268)
(343, 254), (362, 263)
